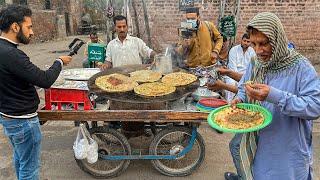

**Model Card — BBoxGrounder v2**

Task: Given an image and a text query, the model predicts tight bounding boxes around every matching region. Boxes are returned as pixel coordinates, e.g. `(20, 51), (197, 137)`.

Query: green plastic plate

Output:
(207, 103), (273, 133)
(196, 102), (215, 113)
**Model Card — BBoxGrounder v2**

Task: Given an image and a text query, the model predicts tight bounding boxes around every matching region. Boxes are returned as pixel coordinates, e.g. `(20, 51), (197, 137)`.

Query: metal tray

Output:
(61, 68), (100, 81)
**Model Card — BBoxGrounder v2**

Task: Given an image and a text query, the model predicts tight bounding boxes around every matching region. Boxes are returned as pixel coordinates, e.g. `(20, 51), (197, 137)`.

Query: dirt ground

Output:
(0, 35), (319, 180)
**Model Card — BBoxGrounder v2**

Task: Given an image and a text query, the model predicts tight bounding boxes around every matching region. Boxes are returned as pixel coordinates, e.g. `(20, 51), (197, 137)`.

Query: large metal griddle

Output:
(88, 64), (199, 104)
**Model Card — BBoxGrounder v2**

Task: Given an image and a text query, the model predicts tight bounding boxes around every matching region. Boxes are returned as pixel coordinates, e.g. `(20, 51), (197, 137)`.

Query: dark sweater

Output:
(0, 38), (62, 116)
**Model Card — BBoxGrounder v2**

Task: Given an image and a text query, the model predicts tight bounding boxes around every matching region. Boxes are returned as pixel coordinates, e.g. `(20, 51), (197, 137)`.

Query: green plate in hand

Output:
(207, 103), (273, 133)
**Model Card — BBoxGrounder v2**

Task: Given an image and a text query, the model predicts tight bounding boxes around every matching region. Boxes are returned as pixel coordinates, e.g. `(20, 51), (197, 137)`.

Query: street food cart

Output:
(38, 65), (212, 178)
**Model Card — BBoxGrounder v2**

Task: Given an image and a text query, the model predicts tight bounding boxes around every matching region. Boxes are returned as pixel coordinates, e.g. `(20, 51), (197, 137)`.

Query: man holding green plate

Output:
(230, 12), (320, 180)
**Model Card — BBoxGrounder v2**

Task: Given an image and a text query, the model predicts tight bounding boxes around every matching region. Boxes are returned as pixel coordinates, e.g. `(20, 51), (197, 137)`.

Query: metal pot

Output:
(191, 87), (220, 101)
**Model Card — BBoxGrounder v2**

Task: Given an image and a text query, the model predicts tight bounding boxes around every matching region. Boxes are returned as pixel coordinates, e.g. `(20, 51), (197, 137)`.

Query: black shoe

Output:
(224, 172), (239, 180)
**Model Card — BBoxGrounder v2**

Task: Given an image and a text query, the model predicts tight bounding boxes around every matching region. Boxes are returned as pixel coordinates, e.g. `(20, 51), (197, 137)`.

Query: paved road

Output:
(0, 35), (319, 180)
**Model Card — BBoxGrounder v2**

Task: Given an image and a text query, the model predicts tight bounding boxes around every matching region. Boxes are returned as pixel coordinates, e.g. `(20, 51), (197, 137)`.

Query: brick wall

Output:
(130, 0), (320, 53)
(27, 0), (45, 10)
(238, 0), (320, 52)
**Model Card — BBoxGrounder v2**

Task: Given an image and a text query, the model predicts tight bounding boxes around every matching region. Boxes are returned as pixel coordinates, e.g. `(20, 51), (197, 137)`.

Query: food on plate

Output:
(214, 107), (264, 129)
(129, 70), (162, 83)
(134, 82), (176, 97)
(95, 73), (138, 92)
(161, 72), (197, 86)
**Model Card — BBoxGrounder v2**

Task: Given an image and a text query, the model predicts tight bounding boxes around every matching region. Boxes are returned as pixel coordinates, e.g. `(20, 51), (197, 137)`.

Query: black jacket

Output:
(0, 38), (62, 116)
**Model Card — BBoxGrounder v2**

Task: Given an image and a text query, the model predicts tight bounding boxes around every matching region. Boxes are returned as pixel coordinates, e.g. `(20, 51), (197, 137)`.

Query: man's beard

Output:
(118, 32), (127, 38)
(241, 44), (248, 50)
(17, 29), (31, 44)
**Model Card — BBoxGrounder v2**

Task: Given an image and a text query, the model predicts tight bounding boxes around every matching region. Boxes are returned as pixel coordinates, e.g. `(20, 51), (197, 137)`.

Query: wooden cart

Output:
(38, 109), (209, 178)
(39, 64), (212, 178)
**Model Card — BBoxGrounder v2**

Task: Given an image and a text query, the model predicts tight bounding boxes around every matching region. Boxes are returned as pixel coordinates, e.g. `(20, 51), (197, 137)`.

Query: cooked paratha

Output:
(129, 70), (162, 83)
(95, 73), (138, 92)
(161, 72), (197, 86)
(134, 82), (176, 97)
(215, 107), (264, 130)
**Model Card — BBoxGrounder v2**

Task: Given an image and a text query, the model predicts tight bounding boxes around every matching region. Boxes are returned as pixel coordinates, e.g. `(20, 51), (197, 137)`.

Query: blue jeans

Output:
(229, 133), (242, 178)
(0, 115), (42, 180)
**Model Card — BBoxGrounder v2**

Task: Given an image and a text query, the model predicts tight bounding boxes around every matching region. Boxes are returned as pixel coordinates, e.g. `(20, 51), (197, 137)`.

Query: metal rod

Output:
(99, 127), (198, 160)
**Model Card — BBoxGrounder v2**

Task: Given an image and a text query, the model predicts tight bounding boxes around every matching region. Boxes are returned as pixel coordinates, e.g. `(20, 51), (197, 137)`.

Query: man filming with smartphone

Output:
(176, 7), (223, 68)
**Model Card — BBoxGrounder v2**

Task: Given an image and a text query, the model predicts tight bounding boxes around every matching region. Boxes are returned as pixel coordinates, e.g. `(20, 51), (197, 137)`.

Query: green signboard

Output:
(219, 16), (236, 38)
(88, 43), (106, 64)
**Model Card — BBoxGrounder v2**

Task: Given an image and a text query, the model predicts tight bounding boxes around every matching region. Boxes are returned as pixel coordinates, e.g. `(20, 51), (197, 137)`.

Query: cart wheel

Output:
(75, 127), (131, 178)
(149, 127), (205, 177)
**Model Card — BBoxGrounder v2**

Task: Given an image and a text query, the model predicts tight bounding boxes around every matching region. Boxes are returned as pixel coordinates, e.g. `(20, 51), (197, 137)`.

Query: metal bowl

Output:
(191, 87), (220, 101)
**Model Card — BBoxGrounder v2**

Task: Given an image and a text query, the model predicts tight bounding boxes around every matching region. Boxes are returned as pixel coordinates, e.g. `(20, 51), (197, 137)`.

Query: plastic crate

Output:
(45, 88), (93, 110)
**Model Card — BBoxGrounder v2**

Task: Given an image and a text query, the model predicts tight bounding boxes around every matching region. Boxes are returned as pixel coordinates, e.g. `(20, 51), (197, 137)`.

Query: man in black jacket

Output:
(0, 5), (72, 179)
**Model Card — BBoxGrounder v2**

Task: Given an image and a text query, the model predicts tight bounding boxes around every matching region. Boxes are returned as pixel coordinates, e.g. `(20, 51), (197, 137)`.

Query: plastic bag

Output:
(73, 124), (89, 159)
(84, 125), (98, 164)
(86, 136), (98, 164)
(73, 124), (98, 163)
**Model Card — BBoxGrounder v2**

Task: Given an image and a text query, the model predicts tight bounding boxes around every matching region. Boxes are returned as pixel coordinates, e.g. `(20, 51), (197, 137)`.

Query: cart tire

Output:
(149, 127), (205, 177)
(75, 127), (131, 178)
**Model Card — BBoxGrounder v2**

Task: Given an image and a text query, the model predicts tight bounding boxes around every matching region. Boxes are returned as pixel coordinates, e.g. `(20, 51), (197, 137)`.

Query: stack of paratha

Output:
(134, 82), (176, 97)
(95, 70), (197, 97)
(95, 73), (138, 92)
(162, 72), (197, 86)
(129, 70), (162, 83)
